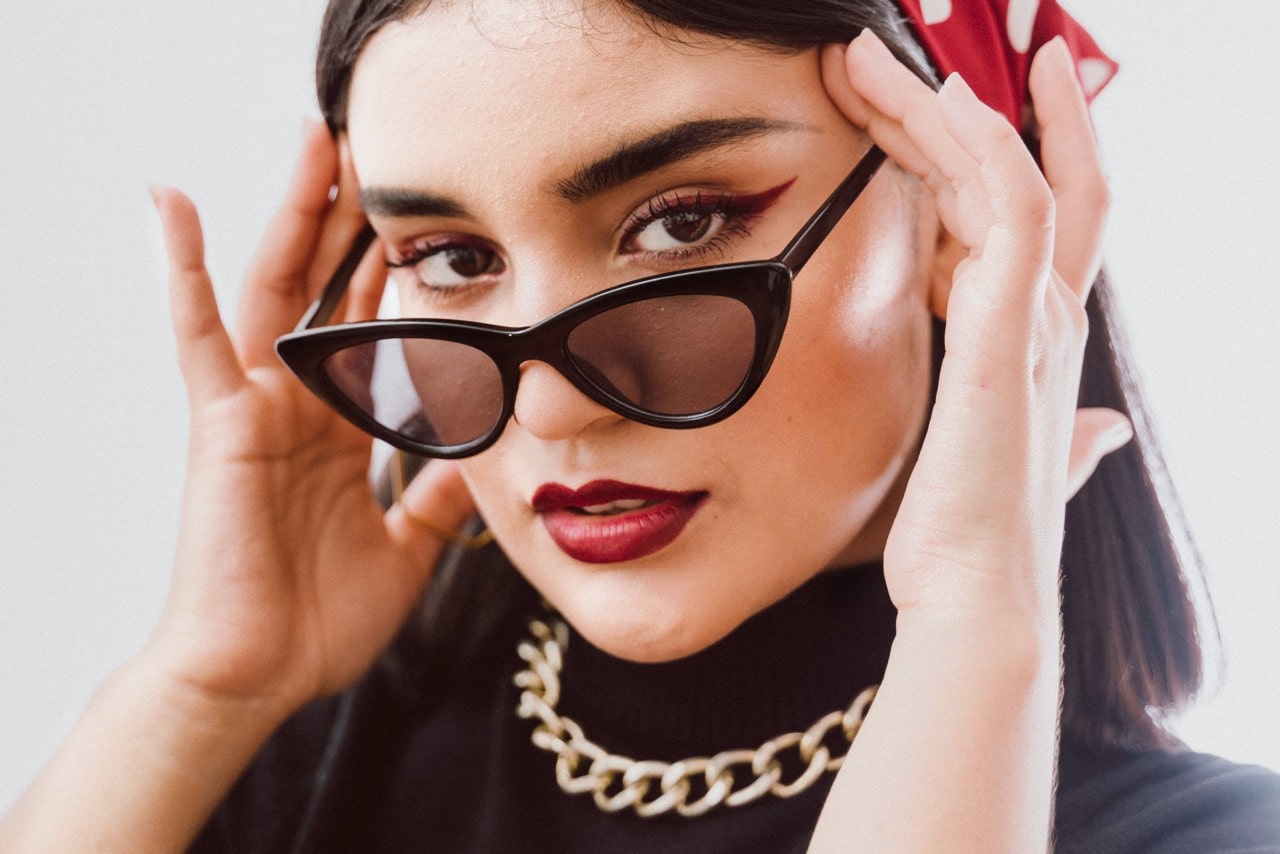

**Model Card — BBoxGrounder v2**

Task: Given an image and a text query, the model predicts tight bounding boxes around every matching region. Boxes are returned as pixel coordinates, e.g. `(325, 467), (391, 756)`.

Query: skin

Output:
(346, 4), (936, 662)
(0, 2), (1125, 850)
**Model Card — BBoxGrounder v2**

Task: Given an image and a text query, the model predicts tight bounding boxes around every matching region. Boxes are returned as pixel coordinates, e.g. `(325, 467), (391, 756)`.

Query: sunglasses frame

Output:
(276, 146), (886, 459)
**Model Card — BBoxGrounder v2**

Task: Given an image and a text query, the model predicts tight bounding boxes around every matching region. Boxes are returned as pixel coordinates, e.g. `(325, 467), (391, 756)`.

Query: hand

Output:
(823, 32), (1128, 627)
(148, 123), (475, 717)
(810, 31), (1130, 851)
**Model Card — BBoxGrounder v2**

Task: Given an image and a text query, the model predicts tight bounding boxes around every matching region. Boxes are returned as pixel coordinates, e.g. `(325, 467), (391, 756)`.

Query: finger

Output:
(343, 236), (389, 324)
(1029, 37), (1111, 299)
(154, 187), (246, 406)
(384, 459), (480, 557)
(822, 45), (962, 222)
(937, 71), (1056, 312)
(304, 136), (370, 301)
(938, 73), (1056, 233)
(840, 31), (981, 242)
(236, 120), (341, 366)
(1066, 407), (1133, 497)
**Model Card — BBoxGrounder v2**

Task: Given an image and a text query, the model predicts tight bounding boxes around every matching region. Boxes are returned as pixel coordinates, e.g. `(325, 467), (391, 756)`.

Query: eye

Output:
(618, 180), (795, 265)
(629, 205), (724, 252)
(388, 239), (506, 292)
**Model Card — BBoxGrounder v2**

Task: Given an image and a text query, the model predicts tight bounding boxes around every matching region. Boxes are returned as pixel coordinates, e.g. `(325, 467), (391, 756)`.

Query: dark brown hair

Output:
(316, 0), (1207, 750)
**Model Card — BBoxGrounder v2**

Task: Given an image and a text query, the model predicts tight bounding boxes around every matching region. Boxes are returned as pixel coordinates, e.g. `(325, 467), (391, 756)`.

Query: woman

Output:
(3, 0), (1277, 850)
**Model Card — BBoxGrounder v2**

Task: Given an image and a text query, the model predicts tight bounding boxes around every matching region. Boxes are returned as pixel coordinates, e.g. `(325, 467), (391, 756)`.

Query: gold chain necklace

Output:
(513, 614), (878, 818)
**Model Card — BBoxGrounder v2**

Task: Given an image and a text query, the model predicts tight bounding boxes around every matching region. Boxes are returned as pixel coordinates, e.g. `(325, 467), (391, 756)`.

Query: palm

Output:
(150, 127), (473, 713)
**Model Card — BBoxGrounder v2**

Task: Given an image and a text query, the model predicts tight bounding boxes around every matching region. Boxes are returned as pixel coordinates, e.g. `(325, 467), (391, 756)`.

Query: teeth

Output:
(578, 498), (651, 515)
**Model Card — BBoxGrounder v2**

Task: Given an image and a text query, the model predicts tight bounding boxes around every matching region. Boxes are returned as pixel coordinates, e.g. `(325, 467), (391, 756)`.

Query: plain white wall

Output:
(1, 1), (1276, 810)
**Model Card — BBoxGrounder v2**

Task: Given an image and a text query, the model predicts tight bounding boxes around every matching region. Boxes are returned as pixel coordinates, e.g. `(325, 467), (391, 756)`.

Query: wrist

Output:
(811, 604), (1061, 853)
(129, 636), (303, 739)
(0, 648), (296, 852)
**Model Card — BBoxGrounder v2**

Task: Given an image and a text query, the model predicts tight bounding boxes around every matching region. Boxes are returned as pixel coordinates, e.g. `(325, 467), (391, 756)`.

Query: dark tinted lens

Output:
(322, 337), (504, 448)
(566, 294), (755, 416)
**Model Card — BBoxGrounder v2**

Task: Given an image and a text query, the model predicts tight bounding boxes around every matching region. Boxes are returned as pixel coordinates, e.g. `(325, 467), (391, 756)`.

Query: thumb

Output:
(1066, 407), (1133, 498)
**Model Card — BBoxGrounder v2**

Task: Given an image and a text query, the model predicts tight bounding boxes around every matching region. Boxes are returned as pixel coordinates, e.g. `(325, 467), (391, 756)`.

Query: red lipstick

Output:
(531, 480), (706, 564)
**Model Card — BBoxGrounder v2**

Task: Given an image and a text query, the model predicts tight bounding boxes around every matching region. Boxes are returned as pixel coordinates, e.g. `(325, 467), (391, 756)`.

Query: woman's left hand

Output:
(809, 31), (1129, 852)
(828, 32), (1125, 624)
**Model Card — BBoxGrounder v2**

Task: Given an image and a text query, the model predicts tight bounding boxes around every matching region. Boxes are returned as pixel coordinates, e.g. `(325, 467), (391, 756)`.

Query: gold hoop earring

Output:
(391, 450), (494, 550)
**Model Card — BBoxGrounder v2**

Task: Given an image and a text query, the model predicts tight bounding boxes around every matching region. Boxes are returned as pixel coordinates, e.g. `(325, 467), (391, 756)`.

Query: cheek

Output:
(753, 289), (927, 504)
(723, 205), (933, 543)
(457, 455), (515, 532)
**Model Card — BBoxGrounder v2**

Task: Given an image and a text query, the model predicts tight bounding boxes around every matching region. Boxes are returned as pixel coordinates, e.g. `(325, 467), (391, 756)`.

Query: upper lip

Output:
(531, 480), (700, 512)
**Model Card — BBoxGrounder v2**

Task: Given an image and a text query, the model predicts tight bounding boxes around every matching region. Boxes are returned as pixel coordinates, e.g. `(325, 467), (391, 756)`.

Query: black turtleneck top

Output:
(190, 554), (1280, 853)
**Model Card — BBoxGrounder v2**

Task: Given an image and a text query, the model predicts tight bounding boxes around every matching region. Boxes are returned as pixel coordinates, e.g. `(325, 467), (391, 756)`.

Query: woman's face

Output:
(347, 0), (938, 662)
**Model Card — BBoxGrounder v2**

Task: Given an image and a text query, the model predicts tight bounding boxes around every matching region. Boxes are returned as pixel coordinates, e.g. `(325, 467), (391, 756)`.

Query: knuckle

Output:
(1004, 184), (1056, 232)
(1027, 187), (1057, 228)
(1072, 170), (1112, 219)
(1064, 291), (1089, 341)
(1050, 283), (1090, 348)
(988, 154), (1056, 228)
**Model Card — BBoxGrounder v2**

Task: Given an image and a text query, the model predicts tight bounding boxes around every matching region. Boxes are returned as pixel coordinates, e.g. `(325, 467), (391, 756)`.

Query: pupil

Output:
(446, 246), (492, 277)
(665, 211), (712, 244)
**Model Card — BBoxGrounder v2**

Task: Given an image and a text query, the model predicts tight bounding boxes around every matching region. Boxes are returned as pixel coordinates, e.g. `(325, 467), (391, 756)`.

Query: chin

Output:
(573, 617), (721, 664)
(554, 581), (744, 664)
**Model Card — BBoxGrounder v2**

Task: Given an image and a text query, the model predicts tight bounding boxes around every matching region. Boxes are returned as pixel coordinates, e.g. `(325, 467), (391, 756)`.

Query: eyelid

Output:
(616, 178), (797, 256)
(620, 179), (796, 232)
(384, 232), (500, 268)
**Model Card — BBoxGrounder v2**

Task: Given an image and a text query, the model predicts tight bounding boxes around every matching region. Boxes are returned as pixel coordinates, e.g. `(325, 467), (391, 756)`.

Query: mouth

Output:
(531, 480), (708, 564)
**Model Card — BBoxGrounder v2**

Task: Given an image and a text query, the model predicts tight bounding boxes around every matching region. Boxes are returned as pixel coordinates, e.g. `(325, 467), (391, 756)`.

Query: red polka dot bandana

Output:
(897, 0), (1118, 130)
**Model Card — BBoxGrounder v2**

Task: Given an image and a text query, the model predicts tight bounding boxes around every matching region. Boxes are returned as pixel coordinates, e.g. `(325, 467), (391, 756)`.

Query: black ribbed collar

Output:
(554, 564), (895, 760)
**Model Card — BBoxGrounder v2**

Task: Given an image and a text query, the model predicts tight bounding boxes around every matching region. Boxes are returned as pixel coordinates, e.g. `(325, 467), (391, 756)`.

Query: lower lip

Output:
(539, 493), (707, 564)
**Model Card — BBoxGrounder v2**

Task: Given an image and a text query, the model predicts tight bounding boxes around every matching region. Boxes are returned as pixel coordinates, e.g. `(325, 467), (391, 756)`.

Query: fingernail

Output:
(1053, 37), (1087, 95)
(1047, 36), (1077, 79)
(148, 184), (165, 211)
(938, 71), (977, 104)
(1104, 417), (1134, 449)
(853, 27), (889, 56)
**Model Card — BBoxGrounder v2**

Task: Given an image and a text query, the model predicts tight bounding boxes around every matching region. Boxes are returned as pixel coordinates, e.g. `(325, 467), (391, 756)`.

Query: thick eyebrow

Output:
(359, 187), (471, 219)
(357, 116), (806, 217)
(553, 117), (807, 203)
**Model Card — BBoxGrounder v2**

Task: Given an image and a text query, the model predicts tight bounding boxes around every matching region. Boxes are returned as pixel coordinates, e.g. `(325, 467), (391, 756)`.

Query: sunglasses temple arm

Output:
(775, 146), (886, 274)
(294, 224), (378, 331)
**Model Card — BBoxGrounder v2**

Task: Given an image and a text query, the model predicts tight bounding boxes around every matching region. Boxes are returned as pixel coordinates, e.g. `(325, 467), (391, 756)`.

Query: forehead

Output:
(345, 0), (835, 188)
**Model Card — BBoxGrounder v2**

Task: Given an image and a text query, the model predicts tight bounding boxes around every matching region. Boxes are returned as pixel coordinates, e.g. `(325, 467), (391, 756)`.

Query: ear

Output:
(928, 224), (966, 321)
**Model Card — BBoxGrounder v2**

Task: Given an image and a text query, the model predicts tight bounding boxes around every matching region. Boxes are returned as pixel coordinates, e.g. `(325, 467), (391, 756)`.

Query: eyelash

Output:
(382, 180), (792, 303)
(618, 189), (771, 264)
(385, 236), (503, 305)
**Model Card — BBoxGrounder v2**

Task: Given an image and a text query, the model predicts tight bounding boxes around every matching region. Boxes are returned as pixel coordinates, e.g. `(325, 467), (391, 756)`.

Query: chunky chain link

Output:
(514, 615), (878, 818)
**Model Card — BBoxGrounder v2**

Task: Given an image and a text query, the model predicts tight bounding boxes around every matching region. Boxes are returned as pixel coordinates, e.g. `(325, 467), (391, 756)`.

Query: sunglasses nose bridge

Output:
(509, 355), (624, 441)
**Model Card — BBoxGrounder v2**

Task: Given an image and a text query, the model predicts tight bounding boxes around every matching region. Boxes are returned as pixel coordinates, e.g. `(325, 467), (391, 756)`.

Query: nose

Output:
(511, 360), (623, 442)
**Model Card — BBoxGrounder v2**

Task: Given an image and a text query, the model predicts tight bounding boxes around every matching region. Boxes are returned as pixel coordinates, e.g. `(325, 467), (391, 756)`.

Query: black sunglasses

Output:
(275, 146), (886, 459)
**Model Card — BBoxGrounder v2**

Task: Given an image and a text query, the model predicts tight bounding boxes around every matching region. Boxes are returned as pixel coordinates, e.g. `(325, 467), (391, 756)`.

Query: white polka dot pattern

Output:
(1005, 0), (1042, 53)
(897, 0), (1118, 129)
(919, 0), (953, 26)
(1076, 57), (1114, 98)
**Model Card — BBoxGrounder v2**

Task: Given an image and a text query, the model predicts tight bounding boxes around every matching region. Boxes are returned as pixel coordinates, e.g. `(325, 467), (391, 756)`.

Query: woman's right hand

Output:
(0, 123), (475, 853)
(147, 122), (476, 717)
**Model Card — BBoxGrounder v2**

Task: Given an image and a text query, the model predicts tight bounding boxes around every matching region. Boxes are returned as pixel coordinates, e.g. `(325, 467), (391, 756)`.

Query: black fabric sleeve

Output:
(1056, 740), (1280, 853)
(187, 695), (349, 854)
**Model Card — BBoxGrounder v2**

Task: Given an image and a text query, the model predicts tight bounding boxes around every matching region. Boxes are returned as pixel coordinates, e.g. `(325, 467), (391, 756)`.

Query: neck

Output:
(555, 563), (895, 760)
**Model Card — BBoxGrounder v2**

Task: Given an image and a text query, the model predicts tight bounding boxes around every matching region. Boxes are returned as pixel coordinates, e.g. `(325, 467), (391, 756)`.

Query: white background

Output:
(1, 2), (1277, 811)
